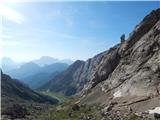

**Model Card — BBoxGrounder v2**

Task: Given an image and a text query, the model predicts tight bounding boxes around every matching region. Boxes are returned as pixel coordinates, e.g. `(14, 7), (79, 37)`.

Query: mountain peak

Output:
(32, 56), (73, 66)
(1, 57), (20, 72)
(39, 56), (58, 61)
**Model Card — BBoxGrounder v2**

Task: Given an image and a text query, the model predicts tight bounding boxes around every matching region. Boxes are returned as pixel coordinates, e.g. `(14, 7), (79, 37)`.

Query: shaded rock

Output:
(154, 113), (160, 119)
(3, 104), (28, 119)
(72, 104), (80, 111)
(34, 106), (42, 111)
(120, 34), (125, 43)
(68, 112), (72, 117)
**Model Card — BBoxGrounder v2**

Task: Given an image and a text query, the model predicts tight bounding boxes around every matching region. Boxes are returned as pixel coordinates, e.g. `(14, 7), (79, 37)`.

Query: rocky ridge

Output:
(41, 9), (160, 115)
(78, 8), (160, 117)
(82, 8), (160, 96)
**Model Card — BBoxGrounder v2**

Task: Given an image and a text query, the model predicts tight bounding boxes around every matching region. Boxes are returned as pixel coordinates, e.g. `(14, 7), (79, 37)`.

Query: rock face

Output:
(40, 60), (86, 96)
(78, 8), (160, 115)
(42, 9), (160, 111)
(79, 8), (160, 97)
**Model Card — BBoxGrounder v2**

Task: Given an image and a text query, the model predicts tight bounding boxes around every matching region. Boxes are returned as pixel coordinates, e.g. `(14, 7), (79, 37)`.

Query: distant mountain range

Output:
(40, 60), (85, 96)
(21, 63), (68, 89)
(5, 62), (68, 89)
(1, 56), (73, 72)
(32, 56), (73, 66)
(1, 57), (22, 72)
(1, 56), (71, 89)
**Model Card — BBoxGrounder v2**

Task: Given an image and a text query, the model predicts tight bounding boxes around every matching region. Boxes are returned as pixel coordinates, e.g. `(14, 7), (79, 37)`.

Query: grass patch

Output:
(36, 103), (103, 120)
(39, 91), (69, 103)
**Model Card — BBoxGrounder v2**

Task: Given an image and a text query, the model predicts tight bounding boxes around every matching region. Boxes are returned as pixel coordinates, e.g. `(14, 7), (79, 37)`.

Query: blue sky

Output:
(1, 1), (159, 62)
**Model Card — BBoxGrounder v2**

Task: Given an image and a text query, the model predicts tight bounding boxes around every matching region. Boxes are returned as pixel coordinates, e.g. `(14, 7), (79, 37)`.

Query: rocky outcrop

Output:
(99, 8), (160, 98)
(77, 8), (160, 116)
(42, 9), (160, 112)
(80, 8), (160, 98)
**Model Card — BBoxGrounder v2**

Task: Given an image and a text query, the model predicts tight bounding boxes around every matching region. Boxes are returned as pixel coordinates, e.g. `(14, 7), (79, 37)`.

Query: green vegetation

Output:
(1, 73), (156, 120)
(32, 103), (152, 120)
(36, 103), (103, 120)
(1, 95), (154, 120)
(39, 91), (69, 103)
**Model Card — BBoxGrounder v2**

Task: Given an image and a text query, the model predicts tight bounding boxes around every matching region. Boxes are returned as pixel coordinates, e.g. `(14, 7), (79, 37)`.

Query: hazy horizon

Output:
(1, 56), (74, 63)
(0, 1), (159, 62)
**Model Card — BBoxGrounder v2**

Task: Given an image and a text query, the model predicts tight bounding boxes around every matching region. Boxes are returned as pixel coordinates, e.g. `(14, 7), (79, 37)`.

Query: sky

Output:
(0, 1), (159, 62)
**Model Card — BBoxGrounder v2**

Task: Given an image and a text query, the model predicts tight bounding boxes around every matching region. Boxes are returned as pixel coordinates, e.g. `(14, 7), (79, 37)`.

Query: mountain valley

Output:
(1, 7), (160, 120)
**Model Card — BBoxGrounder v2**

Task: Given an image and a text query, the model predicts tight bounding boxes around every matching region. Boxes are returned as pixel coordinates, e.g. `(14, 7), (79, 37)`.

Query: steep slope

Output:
(80, 8), (160, 97)
(40, 60), (85, 96)
(1, 71), (59, 104)
(41, 9), (160, 113)
(77, 8), (160, 114)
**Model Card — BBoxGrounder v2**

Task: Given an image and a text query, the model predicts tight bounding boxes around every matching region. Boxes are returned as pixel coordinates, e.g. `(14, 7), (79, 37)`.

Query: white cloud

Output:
(0, 4), (25, 24)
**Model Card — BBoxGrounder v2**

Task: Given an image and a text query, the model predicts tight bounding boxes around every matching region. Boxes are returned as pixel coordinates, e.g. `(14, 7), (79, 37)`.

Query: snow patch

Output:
(148, 107), (160, 114)
(113, 90), (122, 98)
(102, 87), (105, 92)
